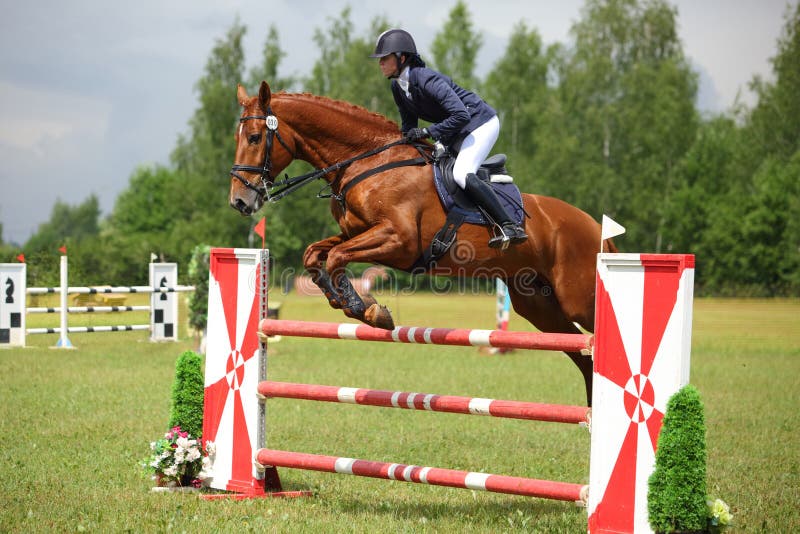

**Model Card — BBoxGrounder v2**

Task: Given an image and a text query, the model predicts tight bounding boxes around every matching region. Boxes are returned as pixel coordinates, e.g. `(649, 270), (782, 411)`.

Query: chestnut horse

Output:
(229, 82), (616, 405)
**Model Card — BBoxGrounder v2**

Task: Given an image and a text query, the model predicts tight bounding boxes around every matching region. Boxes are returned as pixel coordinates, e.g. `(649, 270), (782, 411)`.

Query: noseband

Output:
(230, 106), (296, 199)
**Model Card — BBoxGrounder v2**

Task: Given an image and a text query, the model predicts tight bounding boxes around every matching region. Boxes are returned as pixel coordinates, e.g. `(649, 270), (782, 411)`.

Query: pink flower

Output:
(191, 478), (202, 488)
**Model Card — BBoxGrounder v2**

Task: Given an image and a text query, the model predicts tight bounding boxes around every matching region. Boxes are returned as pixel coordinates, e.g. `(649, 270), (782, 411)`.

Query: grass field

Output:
(0, 293), (798, 532)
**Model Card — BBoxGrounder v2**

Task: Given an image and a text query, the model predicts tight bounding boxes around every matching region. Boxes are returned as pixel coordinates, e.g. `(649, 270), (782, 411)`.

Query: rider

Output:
(371, 28), (527, 249)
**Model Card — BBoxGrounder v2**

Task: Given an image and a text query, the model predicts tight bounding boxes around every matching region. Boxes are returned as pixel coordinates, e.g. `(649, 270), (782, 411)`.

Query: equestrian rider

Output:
(371, 28), (527, 248)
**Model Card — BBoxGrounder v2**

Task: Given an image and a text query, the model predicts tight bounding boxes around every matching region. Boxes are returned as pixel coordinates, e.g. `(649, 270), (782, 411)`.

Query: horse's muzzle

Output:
(231, 197), (255, 215)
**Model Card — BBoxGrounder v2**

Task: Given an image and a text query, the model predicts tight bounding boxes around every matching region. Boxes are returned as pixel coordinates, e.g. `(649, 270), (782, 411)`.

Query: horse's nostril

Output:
(232, 198), (252, 215)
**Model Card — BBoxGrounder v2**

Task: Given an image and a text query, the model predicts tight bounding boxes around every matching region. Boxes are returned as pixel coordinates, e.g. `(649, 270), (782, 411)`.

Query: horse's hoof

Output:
(365, 303), (394, 330)
(361, 293), (378, 308)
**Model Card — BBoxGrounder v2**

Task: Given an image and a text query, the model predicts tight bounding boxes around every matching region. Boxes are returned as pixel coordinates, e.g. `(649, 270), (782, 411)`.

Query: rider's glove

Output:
(404, 127), (429, 141)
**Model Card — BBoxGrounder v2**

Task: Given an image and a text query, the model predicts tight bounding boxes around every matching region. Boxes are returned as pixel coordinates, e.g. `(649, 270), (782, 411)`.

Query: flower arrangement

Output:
(707, 497), (733, 532)
(143, 425), (214, 489)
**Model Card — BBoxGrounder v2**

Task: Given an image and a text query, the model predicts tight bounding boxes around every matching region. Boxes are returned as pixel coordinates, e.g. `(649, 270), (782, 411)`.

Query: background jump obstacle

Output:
(203, 248), (694, 534)
(0, 256), (194, 348)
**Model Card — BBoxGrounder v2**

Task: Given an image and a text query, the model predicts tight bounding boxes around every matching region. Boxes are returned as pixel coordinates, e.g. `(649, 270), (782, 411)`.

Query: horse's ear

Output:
(258, 81), (272, 110)
(237, 84), (249, 106)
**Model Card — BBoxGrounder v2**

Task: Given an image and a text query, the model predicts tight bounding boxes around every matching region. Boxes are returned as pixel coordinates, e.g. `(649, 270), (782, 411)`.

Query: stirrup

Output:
(488, 223), (527, 249)
(488, 225), (512, 249)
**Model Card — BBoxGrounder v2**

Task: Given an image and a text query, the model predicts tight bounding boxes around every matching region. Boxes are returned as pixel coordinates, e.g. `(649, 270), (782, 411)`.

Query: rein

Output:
(268, 139), (431, 203)
(230, 106), (432, 204)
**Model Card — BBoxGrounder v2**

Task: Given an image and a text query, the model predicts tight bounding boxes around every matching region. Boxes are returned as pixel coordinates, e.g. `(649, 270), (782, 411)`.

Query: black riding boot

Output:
(464, 173), (528, 248)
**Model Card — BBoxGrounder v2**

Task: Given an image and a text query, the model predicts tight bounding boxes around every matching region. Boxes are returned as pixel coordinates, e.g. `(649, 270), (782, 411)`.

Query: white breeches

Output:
(452, 115), (500, 189)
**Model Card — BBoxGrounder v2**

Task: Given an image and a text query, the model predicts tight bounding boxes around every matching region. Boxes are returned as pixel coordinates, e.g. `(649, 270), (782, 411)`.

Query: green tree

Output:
(483, 23), (551, 192)
(430, 0), (482, 91)
(538, 0), (698, 252)
(248, 25), (296, 93)
(25, 195), (100, 253)
(306, 9), (396, 117)
(109, 165), (180, 236)
(745, 2), (800, 163)
(676, 4), (800, 295)
(168, 19), (253, 266)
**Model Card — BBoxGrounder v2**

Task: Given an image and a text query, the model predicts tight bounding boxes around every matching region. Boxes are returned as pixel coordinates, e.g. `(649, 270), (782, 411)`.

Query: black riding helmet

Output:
(370, 28), (417, 57)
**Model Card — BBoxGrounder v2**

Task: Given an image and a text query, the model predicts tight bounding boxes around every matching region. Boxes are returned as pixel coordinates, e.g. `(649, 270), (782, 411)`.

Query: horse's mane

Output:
(274, 91), (400, 136)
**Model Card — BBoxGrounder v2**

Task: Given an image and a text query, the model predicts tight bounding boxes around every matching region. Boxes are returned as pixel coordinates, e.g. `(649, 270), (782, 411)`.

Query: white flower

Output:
(205, 441), (216, 456)
(708, 498), (733, 526)
(176, 437), (191, 449)
(163, 465), (178, 477)
(186, 448), (201, 462)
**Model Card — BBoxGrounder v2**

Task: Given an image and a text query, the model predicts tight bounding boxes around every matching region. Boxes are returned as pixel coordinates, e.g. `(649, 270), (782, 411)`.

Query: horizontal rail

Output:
(26, 285), (195, 295)
(27, 306), (150, 314)
(259, 381), (590, 425)
(256, 449), (586, 502)
(259, 319), (592, 353)
(27, 325), (150, 334)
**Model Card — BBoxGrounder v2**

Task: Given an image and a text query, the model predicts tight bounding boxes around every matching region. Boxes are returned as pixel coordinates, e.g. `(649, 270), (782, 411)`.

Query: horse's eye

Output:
(248, 133), (262, 145)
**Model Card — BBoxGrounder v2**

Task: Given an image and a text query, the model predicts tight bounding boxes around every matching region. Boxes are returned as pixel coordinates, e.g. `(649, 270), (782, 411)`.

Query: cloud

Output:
(0, 81), (111, 154)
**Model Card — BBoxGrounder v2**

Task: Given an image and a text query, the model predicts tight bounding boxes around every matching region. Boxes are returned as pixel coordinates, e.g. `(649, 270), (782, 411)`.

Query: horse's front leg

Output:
(303, 235), (346, 309)
(325, 223), (411, 330)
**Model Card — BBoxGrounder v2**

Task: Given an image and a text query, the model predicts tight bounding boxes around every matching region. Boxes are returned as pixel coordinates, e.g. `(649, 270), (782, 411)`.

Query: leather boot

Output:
(464, 173), (528, 248)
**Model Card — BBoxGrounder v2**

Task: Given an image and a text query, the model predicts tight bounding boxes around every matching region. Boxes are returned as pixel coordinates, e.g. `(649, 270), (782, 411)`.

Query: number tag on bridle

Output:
(266, 116), (279, 131)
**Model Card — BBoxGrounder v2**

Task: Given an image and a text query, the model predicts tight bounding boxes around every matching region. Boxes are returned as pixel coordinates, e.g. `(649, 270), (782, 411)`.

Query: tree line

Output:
(2, 0), (797, 296)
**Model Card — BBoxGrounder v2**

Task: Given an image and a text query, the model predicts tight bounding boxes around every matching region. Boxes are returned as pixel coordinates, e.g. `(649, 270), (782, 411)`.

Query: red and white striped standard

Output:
(259, 381), (590, 425)
(256, 449), (586, 502)
(259, 319), (592, 353)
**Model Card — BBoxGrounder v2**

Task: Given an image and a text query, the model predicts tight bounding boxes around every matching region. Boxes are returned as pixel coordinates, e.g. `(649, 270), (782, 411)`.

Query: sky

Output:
(0, 0), (794, 245)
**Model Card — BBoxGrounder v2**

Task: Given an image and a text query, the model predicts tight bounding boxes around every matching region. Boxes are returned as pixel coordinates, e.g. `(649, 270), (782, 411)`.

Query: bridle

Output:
(230, 106), (433, 204)
(229, 106), (296, 199)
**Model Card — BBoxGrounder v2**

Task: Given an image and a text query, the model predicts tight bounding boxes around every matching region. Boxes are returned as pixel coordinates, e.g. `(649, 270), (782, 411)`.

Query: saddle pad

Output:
(433, 165), (525, 226)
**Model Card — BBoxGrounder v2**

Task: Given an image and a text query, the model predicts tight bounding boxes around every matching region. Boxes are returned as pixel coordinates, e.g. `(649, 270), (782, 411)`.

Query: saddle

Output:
(411, 153), (525, 270)
(433, 154), (524, 226)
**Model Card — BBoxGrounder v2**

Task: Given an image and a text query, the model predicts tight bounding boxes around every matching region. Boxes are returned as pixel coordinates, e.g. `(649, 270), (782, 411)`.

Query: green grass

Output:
(1, 294), (798, 532)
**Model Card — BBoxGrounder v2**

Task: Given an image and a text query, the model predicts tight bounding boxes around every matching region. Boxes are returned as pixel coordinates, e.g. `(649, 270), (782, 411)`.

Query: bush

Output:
(187, 245), (211, 333)
(168, 350), (204, 438)
(648, 384), (707, 532)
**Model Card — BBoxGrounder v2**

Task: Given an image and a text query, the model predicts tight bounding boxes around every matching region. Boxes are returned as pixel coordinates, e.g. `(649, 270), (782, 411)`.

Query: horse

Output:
(229, 81), (617, 406)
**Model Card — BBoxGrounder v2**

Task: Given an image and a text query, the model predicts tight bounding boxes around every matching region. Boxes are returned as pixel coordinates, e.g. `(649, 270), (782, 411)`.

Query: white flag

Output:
(601, 215), (626, 241)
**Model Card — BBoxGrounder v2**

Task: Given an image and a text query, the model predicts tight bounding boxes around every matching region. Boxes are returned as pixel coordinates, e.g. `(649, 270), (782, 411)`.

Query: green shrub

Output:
(168, 350), (204, 438)
(648, 384), (707, 532)
(187, 245), (211, 333)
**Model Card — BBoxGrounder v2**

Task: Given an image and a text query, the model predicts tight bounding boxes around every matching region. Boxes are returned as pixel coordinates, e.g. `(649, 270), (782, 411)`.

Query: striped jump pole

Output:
(27, 306), (151, 313)
(259, 381), (590, 425)
(259, 319), (592, 354)
(26, 285), (195, 295)
(203, 249), (695, 533)
(27, 325), (151, 335)
(256, 449), (587, 503)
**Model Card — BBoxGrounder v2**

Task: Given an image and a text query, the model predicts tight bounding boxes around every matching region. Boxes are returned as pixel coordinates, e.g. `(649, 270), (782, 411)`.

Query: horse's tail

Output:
(603, 237), (619, 253)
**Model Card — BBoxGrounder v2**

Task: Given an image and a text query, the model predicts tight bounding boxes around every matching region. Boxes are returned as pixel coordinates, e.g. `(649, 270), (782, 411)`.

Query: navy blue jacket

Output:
(391, 67), (496, 147)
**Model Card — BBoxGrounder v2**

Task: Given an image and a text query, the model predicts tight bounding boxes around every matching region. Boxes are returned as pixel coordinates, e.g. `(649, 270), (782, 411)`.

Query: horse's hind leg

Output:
(506, 281), (594, 407)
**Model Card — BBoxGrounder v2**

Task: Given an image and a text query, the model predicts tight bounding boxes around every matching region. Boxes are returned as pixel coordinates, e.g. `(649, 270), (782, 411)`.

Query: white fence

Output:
(0, 256), (194, 348)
